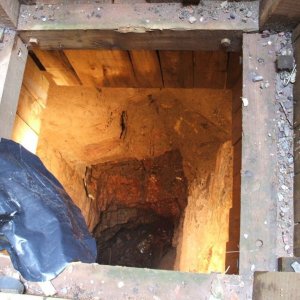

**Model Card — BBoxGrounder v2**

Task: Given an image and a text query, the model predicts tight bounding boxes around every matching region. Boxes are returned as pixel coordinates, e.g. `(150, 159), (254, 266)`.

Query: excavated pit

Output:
(12, 49), (242, 274)
(89, 150), (188, 269)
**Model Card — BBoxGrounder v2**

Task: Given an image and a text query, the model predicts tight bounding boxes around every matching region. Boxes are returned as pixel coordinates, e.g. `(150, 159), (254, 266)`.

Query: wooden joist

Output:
(17, 2), (259, 50)
(260, 0), (300, 30)
(0, 0), (19, 28)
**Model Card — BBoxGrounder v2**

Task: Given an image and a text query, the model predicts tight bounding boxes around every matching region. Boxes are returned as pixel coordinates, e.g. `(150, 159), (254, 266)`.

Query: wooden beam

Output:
(17, 2), (259, 50)
(0, 0), (20, 28)
(239, 33), (278, 275)
(0, 31), (28, 139)
(260, 0), (300, 30)
(253, 272), (300, 300)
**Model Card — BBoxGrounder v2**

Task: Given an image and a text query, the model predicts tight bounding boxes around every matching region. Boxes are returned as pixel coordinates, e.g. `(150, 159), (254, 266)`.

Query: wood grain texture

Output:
(226, 52), (242, 89)
(294, 173), (300, 223)
(129, 50), (163, 88)
(0, 0), (19, 27)
(17, 2), (258, 50)
(239, 33), (278, 275)
(16, 85), (43, 135)
(23, 56), (49, 107)
(0, 32), (28, 139)
(194, 51), (228, 89)
(64, 50), (136, 87)
(253, 272), (300, 300)
(159, 51), (193, 88)
(260, 0), (300, 29)
(32, 49), (81, 86)
(295, 223), (300, 256)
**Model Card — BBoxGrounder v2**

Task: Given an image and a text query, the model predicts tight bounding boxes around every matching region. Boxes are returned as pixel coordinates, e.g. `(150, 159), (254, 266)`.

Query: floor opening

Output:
(11, 48), (242, 274)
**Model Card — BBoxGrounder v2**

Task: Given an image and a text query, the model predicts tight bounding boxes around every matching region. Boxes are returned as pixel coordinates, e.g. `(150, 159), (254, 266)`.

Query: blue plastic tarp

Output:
(0, 138), (96, 282)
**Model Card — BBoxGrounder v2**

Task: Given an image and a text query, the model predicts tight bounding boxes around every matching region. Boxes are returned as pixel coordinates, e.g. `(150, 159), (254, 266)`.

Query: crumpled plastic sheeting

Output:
(0, 139), (97, 282)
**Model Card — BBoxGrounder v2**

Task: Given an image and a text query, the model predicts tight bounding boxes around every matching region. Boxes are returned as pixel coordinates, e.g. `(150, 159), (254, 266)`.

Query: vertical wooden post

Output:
(0, 30), (28, 139)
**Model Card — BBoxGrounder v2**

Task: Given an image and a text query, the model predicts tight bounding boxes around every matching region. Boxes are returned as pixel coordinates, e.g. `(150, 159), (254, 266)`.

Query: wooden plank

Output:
(233, 138), (242, 177)
(232, 76), (242, 114)
(32, 49), (81, 86)
(0, 31), (28, 139)
(11, 115), (38, 154)
(294, 173), (300, 223)
(260, 0), (300, 30)
(278, 257), (300, 272)
(16, 85), (43, 134)
(23, 55), (49, 107)
(17, 2), (259, 50)
(232, 107), (242, 145)
(0, 0), (19, 27)
(253, 272), (300, 300)
(239, 33), (278, 275)
(294, 38), (300, 127)
(64, 50), (136, 87)
(295, 224), (300, 256)
(194, 51), (228, 89)
(159, 51), (193, 88)
(226, 52), (242, 89)
(293, 23), (300, 43)
(129, 50), (163, 88)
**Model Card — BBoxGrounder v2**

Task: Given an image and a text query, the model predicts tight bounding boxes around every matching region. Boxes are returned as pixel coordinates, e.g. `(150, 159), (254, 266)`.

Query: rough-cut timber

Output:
(240, 33), (278, 275)
(0, 31), (28, 139)
(0, 255), (252, 299)
(0, 0), (19, 28)
(253, 272), (300, 300)
(294, 23), (300, 255)
(260, 0), (300, 30)
(17, 2), (259, 50)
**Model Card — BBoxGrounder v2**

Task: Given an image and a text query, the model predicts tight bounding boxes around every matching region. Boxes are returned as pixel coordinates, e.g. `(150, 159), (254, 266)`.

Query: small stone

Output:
(291, 262), (300, 272)
(277, 55), (294, 71)
(188, 16), (197, 24)
(199, 17), (204, 22)
(242, 97), (248, 107)
(221, 1), (228, 9)
(252, 75), (264, 82)
(230, 13), (236, 19)
(261, 30), (270, 38)
(246, 11), (252, 18)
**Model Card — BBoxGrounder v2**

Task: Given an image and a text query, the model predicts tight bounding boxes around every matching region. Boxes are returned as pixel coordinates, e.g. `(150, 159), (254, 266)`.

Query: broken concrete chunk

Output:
(277, 55), (294, 71)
